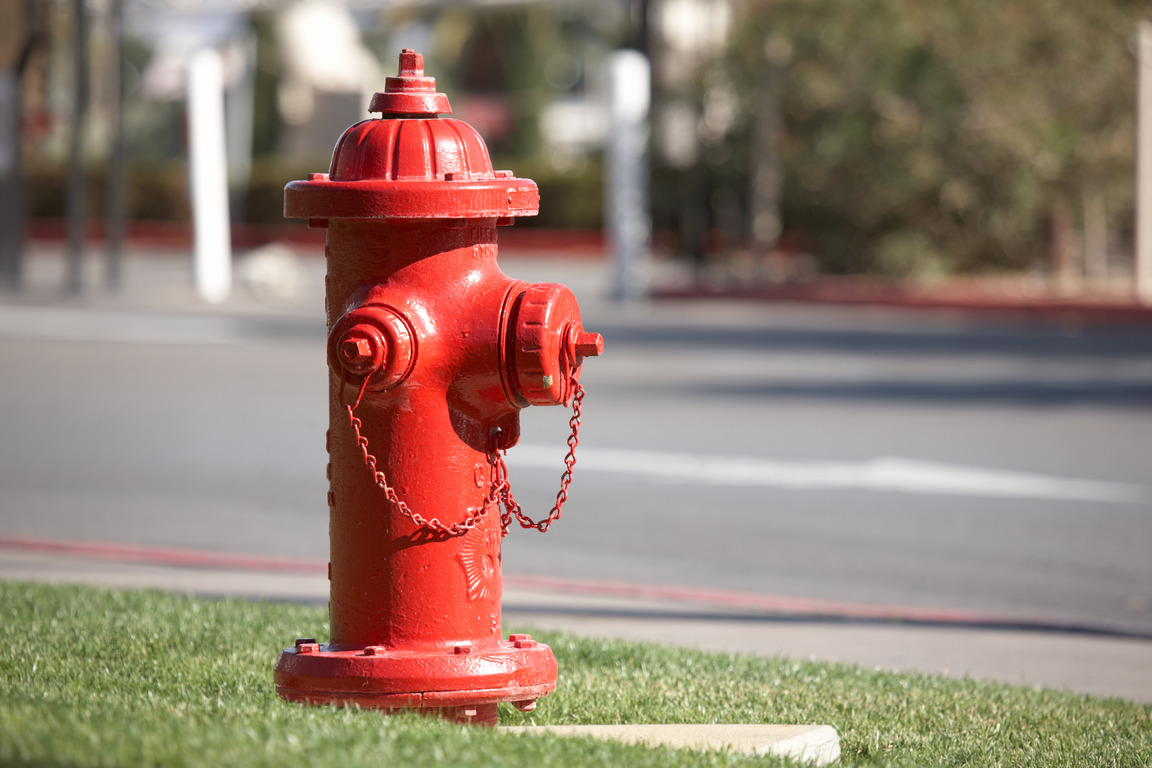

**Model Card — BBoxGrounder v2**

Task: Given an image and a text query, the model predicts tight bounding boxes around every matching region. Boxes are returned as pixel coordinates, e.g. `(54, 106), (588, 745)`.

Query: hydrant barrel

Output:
(273, 50), (601, 725)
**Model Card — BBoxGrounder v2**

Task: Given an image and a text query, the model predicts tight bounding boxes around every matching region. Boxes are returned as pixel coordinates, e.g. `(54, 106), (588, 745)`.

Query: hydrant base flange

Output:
(273, 638), (557, 716)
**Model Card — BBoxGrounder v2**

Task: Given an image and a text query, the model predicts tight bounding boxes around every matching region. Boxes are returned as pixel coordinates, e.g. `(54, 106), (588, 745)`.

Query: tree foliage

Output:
(712, 0), (1144, 275)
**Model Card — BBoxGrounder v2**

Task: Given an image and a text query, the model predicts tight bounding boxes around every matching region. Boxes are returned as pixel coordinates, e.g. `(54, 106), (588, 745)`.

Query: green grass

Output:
(0, 582), (1148, 767)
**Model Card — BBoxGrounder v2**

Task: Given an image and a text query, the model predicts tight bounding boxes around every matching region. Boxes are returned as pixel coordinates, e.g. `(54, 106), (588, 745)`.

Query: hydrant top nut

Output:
(369, 49), (451, 116)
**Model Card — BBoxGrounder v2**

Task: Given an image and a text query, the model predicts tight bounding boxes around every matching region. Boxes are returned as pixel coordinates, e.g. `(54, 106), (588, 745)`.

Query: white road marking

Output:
(509, 444), (1148, 504)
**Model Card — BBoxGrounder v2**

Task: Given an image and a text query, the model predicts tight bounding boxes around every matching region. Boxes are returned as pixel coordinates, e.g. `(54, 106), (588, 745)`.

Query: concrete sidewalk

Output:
(3, 547), (1150, 705)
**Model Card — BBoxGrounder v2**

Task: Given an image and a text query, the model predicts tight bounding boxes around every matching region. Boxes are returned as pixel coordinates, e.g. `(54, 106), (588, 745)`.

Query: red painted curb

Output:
(655, 285), (1152, 325)
(1, 535), (993, 625)
(0, 536), (326, 575)
(501, 574), (993, 624)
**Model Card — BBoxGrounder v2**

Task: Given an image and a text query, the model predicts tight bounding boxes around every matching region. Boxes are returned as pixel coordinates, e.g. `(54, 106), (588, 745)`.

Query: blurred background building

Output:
(1, 0), (1150, 296)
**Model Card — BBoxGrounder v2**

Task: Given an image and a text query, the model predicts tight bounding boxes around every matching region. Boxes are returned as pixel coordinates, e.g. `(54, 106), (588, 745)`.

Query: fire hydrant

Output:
(273, 50), (603, 726)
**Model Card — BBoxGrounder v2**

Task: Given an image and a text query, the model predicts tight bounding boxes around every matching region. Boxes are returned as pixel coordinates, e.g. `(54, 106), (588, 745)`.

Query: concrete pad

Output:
(503, 723), (840, 765)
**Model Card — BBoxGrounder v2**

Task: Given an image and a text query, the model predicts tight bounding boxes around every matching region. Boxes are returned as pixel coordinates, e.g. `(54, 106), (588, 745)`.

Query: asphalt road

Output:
(2, 251), (1151, 637)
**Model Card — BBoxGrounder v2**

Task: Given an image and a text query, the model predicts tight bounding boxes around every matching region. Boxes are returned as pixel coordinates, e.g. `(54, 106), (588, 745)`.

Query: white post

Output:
(606, 49), (651, 302)
(1136, 20), (1152, 304)
(187, 48), (232, 304)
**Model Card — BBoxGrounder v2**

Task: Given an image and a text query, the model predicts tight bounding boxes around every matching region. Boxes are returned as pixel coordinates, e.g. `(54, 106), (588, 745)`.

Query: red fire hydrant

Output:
(273, 50), (603, 726)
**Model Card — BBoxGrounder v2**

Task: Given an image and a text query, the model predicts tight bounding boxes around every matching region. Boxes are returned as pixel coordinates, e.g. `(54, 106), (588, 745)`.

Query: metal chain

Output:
(493, 378), (584, 534)
(340, 369), (584, 537)
(342, 372), (498, 537)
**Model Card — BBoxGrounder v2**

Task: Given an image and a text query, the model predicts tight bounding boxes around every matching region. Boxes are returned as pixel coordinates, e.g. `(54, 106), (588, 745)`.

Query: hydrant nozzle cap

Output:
(369, 49), (452, 117)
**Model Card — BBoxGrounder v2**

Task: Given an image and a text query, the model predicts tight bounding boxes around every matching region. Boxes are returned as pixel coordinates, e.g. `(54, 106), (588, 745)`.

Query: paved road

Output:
(2, 249), (1151, 641)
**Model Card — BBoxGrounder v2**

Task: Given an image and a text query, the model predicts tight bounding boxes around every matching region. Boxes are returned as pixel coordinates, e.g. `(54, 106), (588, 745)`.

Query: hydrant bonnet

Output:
(284, 49), (539, 221)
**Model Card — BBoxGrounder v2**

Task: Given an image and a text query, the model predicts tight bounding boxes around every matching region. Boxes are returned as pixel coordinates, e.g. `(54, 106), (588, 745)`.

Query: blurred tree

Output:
(424, 4), (616, 228)
(717, 0), (1143, 276)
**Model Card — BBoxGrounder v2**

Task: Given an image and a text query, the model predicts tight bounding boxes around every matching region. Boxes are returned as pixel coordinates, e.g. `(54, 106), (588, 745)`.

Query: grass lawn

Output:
(1, 581), (1148, 767)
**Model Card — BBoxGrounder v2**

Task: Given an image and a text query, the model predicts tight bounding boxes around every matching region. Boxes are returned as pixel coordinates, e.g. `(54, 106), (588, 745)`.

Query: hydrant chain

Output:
(496, 378), (585, 534)
(342, 369), (585, 537)
(336, 368), (580, 538)
(346, 405), (497, 537)
(343, 371), (499, 536)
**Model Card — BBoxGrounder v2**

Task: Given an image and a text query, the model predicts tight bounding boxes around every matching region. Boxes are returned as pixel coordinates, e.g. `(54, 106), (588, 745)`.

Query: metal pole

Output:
(606, 49), (651, 302)
(105, 0), (125, 291)
(0, 71), (22, 291)
(1136, 20), (1152, 304)
(748, 47), (783, 260)
(65, 0), (89, 294)
(0, 0), (39, 292)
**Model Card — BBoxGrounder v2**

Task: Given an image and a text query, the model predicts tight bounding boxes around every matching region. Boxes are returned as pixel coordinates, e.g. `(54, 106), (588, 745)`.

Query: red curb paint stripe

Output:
(502, 574), (992, 625)
(654, 286), (1152, 326)
(0, 536), (327, 574)
(0, 535), (997, 625)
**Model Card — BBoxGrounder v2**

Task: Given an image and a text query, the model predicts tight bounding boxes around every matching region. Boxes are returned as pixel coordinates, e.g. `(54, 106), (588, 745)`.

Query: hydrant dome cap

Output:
(329, 118), (495, 182)
(283, 48), (539, 220)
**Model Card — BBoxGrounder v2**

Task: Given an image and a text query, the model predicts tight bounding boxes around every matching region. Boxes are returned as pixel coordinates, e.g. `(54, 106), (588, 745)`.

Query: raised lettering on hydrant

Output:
(272, 50), (603, 726)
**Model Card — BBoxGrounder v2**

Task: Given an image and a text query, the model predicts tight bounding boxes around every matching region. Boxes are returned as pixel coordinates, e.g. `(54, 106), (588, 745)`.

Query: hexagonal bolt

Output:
(341, 337), (372, 364)
(512, 699), (537, 712)
(362, 645), (386, 657)
(295, 640), (320, 655)
(453, 645), (472, 655)
(294, 637), (318, 647)
(509, 633), (537, 649)
(574, 331), (604, 357)
(336, 325), (386, 376)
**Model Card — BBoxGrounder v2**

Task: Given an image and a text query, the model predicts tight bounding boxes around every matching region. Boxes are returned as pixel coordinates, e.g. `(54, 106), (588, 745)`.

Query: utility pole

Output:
(0, 0), (40, 292)
(65, 0), (89, 294)
(748, 37), (790, 263)
(105, 0), (126, 291)
(1136, 20), (1152, 304)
